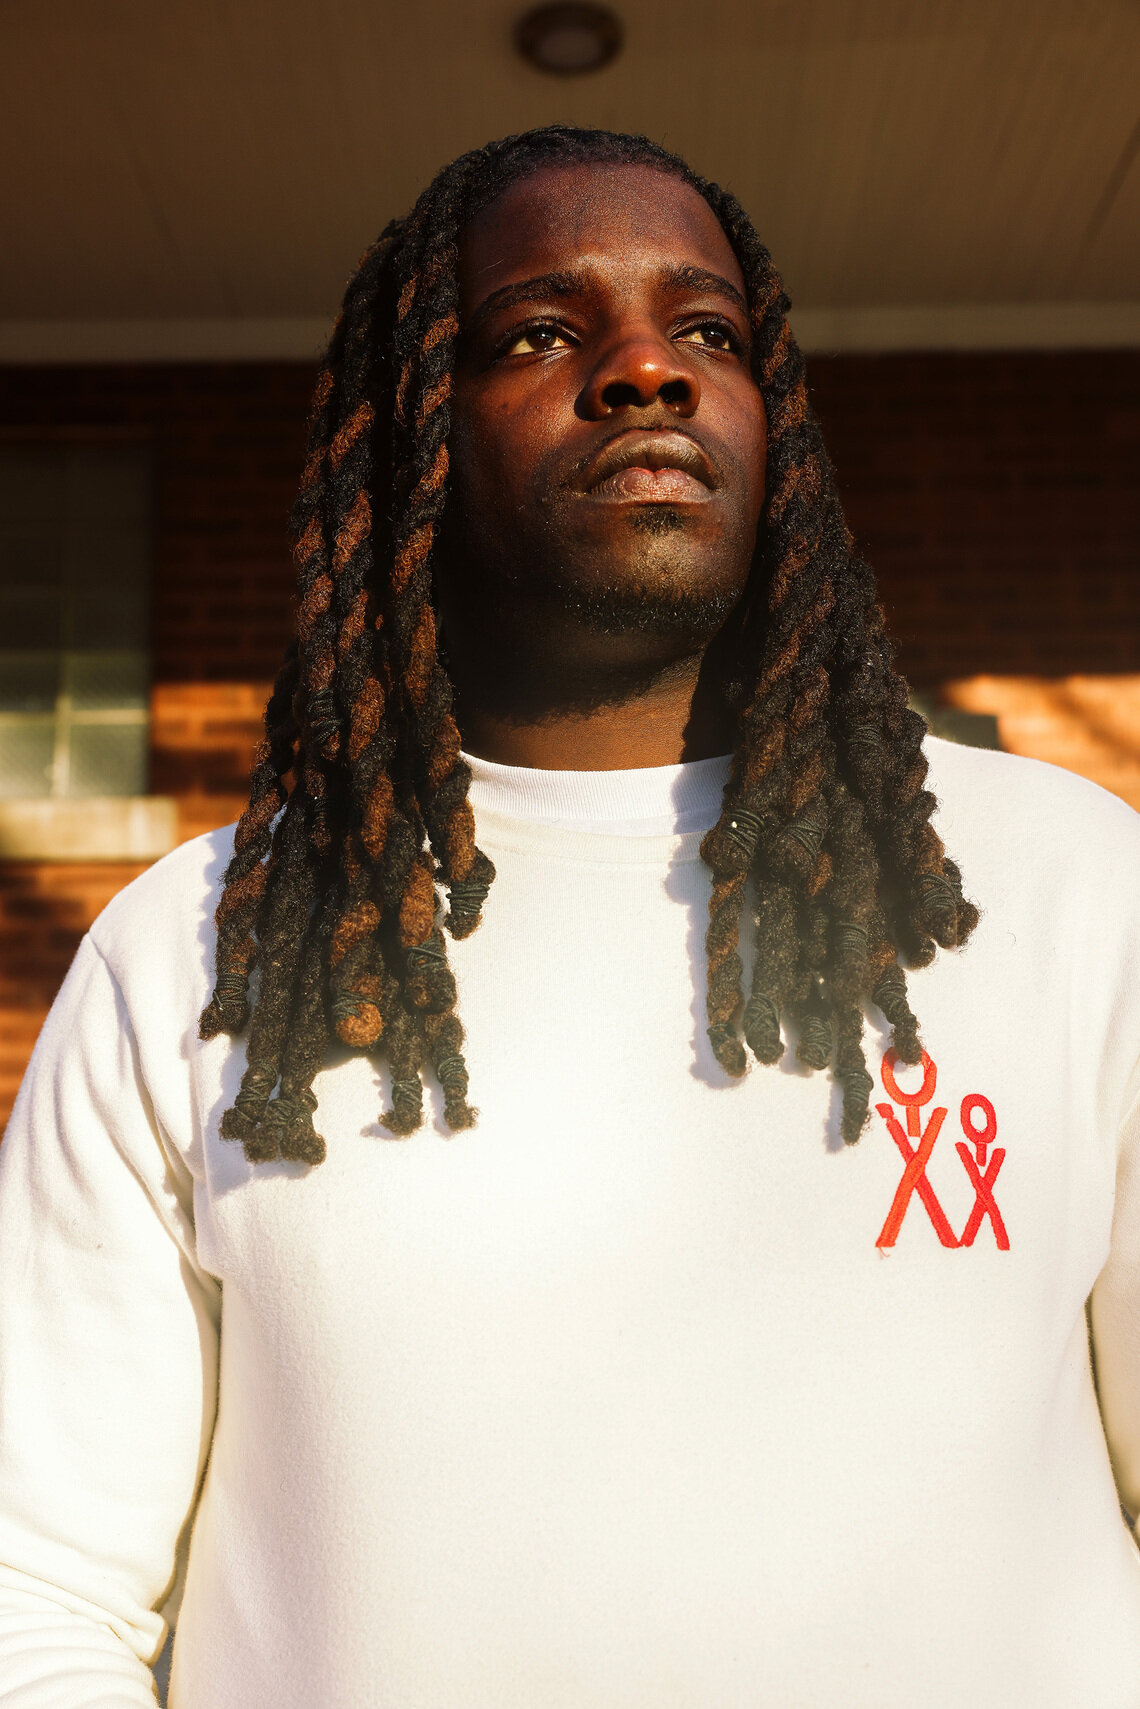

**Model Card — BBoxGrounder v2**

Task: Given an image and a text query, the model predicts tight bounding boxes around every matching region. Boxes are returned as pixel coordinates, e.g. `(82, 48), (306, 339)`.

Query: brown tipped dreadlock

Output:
(202, 124), (978, 1162)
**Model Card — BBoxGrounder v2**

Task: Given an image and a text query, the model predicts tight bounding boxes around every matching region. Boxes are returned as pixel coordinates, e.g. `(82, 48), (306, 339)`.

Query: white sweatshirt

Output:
(1, 737), (1139, 1709)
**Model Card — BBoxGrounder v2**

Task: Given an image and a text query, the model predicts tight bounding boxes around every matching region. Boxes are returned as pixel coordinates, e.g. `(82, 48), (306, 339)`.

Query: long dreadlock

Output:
(201, 124), (978, 1164)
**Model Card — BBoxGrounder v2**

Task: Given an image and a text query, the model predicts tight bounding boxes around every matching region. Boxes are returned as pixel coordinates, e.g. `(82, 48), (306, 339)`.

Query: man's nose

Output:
(579, 330), (700, 418)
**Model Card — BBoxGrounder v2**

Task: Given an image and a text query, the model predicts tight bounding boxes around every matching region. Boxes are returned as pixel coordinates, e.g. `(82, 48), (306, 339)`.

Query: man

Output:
(0, 125), (1138, 1708)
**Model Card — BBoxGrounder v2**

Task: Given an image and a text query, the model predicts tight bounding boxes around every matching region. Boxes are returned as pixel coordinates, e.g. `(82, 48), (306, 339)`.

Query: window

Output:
(0, 445), (152, 800)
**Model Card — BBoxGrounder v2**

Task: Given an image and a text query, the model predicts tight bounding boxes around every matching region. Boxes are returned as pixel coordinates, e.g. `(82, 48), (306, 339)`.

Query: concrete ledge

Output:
(1, 302), (1139, 362)
(0, 797), (179, 862)
(0, 316), (334, 364)
(791, 300), (1140, 354)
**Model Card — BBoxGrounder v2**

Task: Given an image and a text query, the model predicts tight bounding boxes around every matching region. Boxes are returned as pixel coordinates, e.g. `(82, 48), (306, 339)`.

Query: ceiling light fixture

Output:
(514, 3), (623, 76)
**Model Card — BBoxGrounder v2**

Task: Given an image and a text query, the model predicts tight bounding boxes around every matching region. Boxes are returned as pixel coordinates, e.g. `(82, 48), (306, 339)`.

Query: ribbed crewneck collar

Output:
(462, 749), (732, 836)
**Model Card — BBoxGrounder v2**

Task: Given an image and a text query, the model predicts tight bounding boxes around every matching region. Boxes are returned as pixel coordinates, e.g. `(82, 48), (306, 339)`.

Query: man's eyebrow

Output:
(466, 263), (749, 331)
(658, 264), (749, 314)
(466, 270), (590, 331)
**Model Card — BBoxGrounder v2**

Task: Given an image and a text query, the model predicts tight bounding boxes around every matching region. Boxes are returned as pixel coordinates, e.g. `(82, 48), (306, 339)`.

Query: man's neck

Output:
(455, 658), (733, 770)
(437, 574), (742, 771)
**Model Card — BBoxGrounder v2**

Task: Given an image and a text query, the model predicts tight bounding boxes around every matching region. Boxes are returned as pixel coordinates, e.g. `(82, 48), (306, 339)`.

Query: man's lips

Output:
(572, 430), (718, 502)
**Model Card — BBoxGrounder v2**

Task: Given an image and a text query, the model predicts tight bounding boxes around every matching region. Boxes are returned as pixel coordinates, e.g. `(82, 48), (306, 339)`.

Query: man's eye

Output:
(503, 325), (571, 356)
(678, 323), (735, 350)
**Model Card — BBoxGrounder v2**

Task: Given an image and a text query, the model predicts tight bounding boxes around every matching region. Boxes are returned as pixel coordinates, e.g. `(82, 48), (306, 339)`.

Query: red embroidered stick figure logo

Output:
(875, 1051), (956, 1248)
(956, 1093), (1009, 1249)
(875, 1052), (1009, 1250)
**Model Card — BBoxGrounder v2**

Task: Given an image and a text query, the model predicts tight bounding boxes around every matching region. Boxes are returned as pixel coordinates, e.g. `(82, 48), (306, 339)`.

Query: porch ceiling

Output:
(3, 0), (1138, 321)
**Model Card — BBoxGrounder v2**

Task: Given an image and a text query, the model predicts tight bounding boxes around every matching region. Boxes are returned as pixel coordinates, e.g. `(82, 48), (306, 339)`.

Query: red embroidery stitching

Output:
(875, 1052), (957, 1248)
(875, 1055), (1010, 1250)
(956, 1093), (1009, 1249)
(879, 1047), (938, 1138)
(960, 1093), (997, 1161)
(875, 1102), (958, 1247)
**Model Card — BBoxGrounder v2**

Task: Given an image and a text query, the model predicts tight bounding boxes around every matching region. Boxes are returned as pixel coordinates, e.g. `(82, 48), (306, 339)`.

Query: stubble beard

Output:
(524, 505), (744, 641)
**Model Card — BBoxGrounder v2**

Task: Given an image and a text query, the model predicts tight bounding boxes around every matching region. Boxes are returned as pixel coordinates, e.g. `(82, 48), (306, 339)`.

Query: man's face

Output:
(439, 161), (768, 644)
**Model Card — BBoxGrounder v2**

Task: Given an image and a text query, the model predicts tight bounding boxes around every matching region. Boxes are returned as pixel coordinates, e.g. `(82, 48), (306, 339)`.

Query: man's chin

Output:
(534, 501), (751, 638)
(548, 571), (742, 639)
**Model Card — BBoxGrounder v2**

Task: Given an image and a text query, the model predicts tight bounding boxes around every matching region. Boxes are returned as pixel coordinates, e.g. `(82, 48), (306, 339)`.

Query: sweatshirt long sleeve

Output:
(1, 738), (1139, 1709)
(0, 935), (220, 1706)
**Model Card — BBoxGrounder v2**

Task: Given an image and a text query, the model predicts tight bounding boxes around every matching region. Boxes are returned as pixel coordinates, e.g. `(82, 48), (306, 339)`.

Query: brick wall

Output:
(809, 351), (1140, 682)
(0, 861), (148, 1117)
(0, 362), (311, 685)
(0, 364), (309, 1115)
(1, 352), (1137, 1124)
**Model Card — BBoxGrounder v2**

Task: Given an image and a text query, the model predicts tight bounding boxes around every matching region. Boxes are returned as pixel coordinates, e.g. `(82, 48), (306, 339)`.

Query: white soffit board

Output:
(0, 303), (1138, 363)
(1, 1), (1138, 321)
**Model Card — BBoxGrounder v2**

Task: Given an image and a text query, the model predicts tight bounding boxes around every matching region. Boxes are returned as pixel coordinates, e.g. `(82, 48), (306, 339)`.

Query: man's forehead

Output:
(457, 162), (745, 308)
